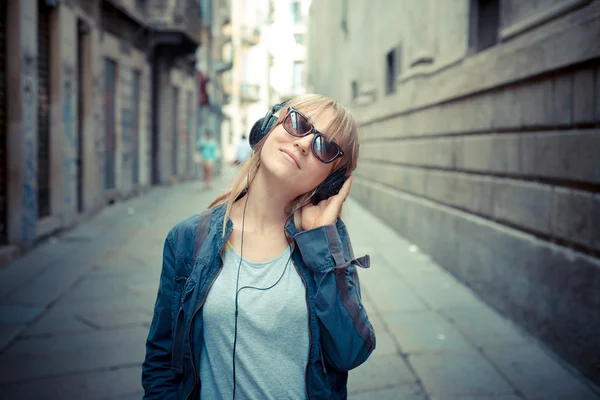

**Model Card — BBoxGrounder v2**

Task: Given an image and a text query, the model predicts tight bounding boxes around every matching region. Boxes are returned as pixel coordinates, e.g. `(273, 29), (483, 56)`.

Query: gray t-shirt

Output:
(200, 242), (309, 399)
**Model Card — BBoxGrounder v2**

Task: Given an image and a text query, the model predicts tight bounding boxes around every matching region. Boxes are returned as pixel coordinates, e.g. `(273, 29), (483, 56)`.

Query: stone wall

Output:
(307, 0), (600, 383)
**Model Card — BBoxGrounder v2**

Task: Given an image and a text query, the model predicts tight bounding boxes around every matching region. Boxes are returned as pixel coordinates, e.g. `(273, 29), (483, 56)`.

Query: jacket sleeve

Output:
(294, 220), (376, 371)
(142, 231), (181, 399)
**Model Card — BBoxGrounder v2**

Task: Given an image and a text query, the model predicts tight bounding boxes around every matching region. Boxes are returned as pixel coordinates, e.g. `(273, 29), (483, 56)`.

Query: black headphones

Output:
(248, 100), (348, 205)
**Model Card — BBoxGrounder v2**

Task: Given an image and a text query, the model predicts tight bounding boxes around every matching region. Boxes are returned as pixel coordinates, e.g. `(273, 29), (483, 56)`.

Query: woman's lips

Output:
(280, 149), (300, 169)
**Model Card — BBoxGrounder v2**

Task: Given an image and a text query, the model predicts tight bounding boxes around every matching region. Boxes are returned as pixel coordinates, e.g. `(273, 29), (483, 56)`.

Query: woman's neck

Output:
(232, 167), (296, 234)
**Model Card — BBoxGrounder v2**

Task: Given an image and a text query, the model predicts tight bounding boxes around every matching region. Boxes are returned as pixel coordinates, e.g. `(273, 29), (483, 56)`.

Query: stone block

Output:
(591, 194), (600, 252)
(491, 179), (553, 235)
(466, 92), (494, 133)
(483, 344), (600, 400)
(551, 187), (594, 248)
(550, 71), (573, 126)
(347, 355), (417, 393)
(460, 134), (521, 174)
(492, 87), (521, 130)
(596, 66), (600, 122)
(410, 351), (515, 397)
(384, 311), (475, 354)
(534, 130), (600, 183)
(573, 68), (595, 124)
(421, 105), (443, 136)
(425, 171), (450, 205)
(519, 78), (553, 128)
(469, 176), (494, 216)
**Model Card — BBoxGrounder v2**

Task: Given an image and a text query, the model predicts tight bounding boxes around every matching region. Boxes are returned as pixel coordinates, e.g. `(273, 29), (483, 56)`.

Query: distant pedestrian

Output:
(143, 94), (375, 399)
(235, 134), (252, 165)
(196, 131), (219, 189)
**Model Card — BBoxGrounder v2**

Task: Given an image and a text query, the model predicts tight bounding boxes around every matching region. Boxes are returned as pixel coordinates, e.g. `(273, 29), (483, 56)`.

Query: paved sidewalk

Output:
(0, 166), (598, 399)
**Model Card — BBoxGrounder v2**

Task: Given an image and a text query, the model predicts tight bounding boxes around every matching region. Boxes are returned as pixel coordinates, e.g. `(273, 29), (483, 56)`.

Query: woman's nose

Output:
(293, 134), (313, 155)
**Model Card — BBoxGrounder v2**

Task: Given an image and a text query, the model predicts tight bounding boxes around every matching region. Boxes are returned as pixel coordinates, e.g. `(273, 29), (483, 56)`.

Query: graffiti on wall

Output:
(93, 76), (104, 178)
(21, 53), (38, 244)
(63, 64), (75, 208)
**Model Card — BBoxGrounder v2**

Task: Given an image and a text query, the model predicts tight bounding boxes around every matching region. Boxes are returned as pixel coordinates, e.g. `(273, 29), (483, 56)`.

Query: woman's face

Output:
(260, 107), (337, 197)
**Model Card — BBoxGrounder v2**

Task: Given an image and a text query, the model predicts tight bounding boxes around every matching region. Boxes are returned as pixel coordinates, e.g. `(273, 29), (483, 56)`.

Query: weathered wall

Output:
(2, 0), (199, 252)
(307, 0), (600, 383)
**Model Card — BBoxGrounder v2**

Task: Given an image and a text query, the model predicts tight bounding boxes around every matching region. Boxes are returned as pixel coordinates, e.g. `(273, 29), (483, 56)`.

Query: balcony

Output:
(240, 83), (260, 103)
(240, 25), (260, 47)
(146, 0), (202, 47)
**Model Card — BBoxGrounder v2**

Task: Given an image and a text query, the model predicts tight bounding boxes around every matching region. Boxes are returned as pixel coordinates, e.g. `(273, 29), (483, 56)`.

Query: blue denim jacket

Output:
(142, 204), (375, 399)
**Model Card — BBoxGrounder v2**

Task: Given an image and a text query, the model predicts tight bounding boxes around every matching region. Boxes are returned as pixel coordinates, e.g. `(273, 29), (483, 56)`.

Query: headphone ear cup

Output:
(311, 169), (348, 205)
(249, 118), (266, 149)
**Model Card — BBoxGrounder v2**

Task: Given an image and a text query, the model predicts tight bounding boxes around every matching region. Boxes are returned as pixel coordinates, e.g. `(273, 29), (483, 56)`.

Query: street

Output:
(0, 166), (598, 400)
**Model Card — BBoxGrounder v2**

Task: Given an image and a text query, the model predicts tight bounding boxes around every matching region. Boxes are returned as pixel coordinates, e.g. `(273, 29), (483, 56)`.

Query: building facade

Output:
(267, 0), (311, 101)
(220, 0), (271, 163)
(307, 0), (600, 385)
(0, 0), (206, 259)
(195, 0), (232, 177)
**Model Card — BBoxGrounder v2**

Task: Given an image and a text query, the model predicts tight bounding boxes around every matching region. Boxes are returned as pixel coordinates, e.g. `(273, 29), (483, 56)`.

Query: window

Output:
(351, 80), (358, 101)
(293, 33), (304, 45)
(469, 0), (500, 52)
(292, 61), (304, 92)
(291, 0), (303, 23)
(341, 0), (348, 37)
(386, 49), (397, 95)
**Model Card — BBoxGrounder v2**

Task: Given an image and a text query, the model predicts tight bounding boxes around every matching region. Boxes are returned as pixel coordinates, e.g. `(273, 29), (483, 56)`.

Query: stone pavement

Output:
(0, 166), (598, 400)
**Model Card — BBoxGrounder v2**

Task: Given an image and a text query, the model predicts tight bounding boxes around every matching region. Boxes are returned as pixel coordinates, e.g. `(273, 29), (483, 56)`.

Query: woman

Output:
(142, 94), (376, 400)
(196, 131), (219, 188)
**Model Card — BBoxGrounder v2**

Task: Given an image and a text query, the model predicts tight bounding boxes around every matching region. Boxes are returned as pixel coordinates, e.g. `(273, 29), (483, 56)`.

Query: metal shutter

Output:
(37, 5), (51, 218)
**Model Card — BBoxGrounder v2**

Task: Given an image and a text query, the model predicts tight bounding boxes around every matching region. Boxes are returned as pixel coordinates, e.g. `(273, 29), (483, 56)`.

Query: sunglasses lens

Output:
(313, 135), (340, 163)
(284, 111), (311, 136)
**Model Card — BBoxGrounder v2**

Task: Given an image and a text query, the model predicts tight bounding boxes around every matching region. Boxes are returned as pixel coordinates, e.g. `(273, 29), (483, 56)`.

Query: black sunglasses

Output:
(282, 107), (344, 164)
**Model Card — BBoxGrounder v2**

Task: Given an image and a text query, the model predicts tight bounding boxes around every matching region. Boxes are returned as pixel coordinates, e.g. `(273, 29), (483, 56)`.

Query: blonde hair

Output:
(208, 94), (361, 234)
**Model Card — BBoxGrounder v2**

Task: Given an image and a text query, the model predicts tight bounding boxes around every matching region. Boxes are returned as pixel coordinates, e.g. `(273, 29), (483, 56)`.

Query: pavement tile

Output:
(61, 276), (132, 302)
(365, 312), (387, 334)
(0, 325), (23, 350)
(0, 365), (142, 400)
(50, 291), (151, 317)
(406, 275), (485, 310)
(349, 383), (427, 400)
(0, 305), (45, 324)
(5, 259), (99, 306)
(20, 315), (93, 337)
(2, 326), (148, 356)
(441, 307), (529, 348)
(429, 396), (521, 400)
(409, 351), (515, 397)
(372, 331), (400, 357)
(77, 307), (152, 329)
(0, 342), (145, 384)
(383, 310), (474, 354)
(348, 355), (418, 393)
(483, 344), (600, 400)
(366, 280), (430, 313)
